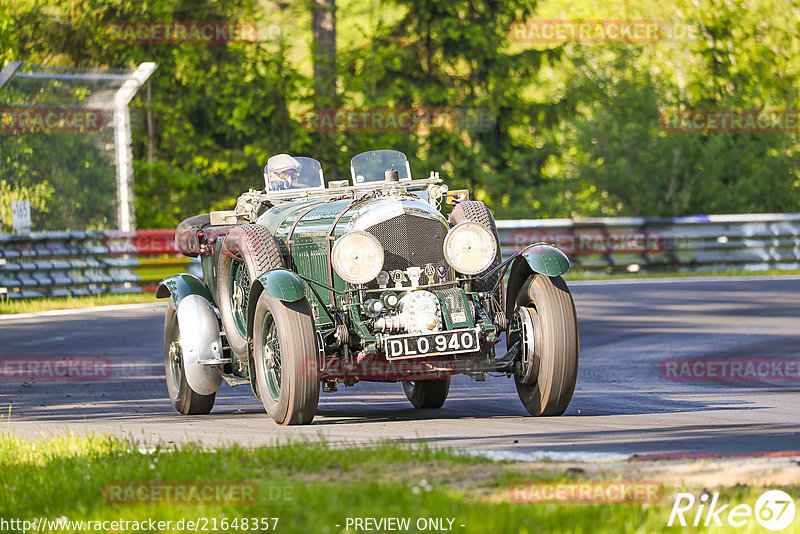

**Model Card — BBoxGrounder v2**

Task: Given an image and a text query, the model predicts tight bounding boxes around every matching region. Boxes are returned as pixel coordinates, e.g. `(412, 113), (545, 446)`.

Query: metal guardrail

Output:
(497, 213), (800, 274)
(0, 230), (194, 300)
(1, 213), (799, 299)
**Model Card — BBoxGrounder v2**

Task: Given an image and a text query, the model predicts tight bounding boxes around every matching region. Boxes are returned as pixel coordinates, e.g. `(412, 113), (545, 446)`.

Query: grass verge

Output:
(131, 257), (192, 286)
(0, 432), (796, 533)
(0, 293), (159, 315)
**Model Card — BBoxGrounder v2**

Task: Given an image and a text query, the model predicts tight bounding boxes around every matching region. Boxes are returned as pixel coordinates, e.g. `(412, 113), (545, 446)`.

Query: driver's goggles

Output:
(278, 170), (300, 180)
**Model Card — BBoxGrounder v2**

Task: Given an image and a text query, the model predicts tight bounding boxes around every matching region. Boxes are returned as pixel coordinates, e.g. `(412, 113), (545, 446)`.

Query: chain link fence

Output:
(0, 62), (156, 233)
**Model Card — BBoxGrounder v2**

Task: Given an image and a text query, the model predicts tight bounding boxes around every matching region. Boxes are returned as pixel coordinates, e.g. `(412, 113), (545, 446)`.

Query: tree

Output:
(311, 0), (339, 179)
(339, 0), (565, 218)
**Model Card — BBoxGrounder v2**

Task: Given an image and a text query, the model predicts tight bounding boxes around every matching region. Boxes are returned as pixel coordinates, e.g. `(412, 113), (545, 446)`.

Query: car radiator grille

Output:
(365, 213), (453, 288)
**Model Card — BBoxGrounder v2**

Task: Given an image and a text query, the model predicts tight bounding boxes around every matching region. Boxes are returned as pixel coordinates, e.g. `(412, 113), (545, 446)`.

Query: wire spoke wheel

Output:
(252, 291), (320, 425)
(261, 312), (283, 401)
(230, 260), (250, 338)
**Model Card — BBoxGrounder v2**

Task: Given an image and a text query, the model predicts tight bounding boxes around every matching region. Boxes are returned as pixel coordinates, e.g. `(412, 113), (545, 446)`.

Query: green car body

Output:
(158, 150), (578, 423)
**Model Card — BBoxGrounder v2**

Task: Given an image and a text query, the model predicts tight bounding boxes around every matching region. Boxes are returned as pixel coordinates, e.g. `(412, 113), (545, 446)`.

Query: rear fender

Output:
(175, 294), (224, 395)
(158, 274), (222, 395)
(156, 273), (214, 307)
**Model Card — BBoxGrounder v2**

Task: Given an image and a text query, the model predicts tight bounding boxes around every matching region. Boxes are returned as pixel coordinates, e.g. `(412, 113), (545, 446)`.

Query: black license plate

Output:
(382, 328), (480, 359)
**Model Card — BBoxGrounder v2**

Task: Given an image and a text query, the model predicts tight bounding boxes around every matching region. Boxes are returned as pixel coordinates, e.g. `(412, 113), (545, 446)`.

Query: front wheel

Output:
(402, 378), (450, 409)
(164, 299), (216, 415)
(252, 291), (320, 425)
(510, 274), (578, 416)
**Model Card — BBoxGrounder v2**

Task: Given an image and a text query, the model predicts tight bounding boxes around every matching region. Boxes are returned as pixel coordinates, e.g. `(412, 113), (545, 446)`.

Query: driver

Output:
(264, 154), (302, 191)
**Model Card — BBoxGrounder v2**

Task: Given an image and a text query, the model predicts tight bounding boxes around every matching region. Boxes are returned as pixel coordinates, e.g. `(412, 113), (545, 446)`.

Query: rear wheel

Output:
(163, 300), (216, 415)
(251, 291), (320, 425)
(217, 225), (283, 360)
(510, 274), (578, 416)
(402, 378), (450, 409)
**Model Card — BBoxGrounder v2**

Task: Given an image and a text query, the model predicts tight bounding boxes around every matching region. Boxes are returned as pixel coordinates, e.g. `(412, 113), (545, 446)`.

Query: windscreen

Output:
(349, 150), (412, 184)
(294, 157), (325, 188)
(265, 156), (325, 192)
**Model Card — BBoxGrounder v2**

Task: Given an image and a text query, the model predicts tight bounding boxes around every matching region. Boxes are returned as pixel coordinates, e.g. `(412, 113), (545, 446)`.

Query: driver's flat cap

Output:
(266, 154), (301, 174)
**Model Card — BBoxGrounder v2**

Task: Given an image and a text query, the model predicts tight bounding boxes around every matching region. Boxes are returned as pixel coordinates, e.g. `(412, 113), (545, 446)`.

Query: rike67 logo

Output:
(668, 490), (796, 531)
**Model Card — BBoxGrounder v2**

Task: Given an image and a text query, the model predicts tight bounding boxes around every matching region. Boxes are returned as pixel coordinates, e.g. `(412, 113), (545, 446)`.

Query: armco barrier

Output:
(1, 213), (799, 299)
(497, 213), (800, 274)
(0, 230), (195, 300)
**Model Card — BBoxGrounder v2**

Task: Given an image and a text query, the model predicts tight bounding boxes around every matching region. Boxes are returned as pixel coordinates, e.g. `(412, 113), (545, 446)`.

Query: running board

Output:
(197, 358), (232, 366)
(215, 368), (250, 387)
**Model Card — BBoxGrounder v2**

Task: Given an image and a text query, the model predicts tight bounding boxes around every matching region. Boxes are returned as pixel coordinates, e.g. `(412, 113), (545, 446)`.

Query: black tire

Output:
(175, 213), (233, 257)
(252, 291), (320, 425)
(510, 274), (578, 416)
(402, 378), (450, 409)
(217, 225), (283, 360)
(164, 299), (216, 415)
(448, 201), (503, 299)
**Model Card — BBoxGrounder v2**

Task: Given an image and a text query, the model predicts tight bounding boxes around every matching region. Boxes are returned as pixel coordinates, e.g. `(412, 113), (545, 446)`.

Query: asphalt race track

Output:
(2, 276), (799, 458)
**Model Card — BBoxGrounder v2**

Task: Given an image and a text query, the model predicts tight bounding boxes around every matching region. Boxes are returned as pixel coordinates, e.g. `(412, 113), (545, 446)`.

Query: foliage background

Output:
(1, 0), (799, 229)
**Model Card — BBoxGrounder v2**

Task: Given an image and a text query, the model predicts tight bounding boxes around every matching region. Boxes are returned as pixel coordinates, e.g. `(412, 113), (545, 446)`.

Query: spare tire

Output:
(175, 213), (232, 257)
(217, 224), (284, 360)
(448, 201), (503, 299)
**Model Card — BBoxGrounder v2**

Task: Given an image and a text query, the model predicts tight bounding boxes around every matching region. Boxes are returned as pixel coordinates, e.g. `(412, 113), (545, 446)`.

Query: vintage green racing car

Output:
(157, 149), (579, 425)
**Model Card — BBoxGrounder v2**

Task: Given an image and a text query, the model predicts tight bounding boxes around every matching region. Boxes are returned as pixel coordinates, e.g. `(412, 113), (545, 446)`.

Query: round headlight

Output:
(332, 231), (384, 285)
(443, 221), (497, 275)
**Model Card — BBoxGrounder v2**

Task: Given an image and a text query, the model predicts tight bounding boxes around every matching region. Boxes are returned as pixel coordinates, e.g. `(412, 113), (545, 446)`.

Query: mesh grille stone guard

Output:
(364, 213), (453, 289)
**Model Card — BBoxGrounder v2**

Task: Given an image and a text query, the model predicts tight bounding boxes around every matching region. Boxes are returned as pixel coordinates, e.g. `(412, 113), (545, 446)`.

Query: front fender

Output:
(519, 243), (570, 277)
(156, 273), (214, 307)
(246, 269), (306, 332)
(504, 244), (571, 319)
(258, 269), (306, 303)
